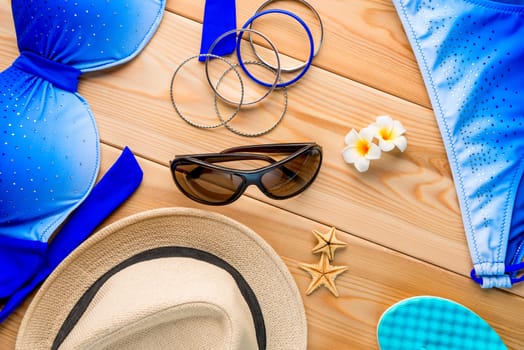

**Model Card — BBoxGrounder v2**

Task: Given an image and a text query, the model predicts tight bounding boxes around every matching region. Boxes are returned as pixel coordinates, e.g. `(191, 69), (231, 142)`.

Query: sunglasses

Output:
(170, 143), (322, 205)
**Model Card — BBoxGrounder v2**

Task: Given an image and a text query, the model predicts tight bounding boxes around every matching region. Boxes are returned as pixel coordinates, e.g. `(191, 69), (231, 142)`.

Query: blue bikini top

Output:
(0, 0), (165, 243)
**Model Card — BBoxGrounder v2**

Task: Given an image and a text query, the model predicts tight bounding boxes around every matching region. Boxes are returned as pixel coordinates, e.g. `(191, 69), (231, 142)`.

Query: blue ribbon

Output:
(0, 147), (143, 323)
(199, 0), (237, 61)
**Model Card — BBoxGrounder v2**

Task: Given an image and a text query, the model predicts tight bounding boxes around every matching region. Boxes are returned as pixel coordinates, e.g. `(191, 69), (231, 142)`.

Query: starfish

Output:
(312, 227), (347, 261)
(299, 253), (348, 297)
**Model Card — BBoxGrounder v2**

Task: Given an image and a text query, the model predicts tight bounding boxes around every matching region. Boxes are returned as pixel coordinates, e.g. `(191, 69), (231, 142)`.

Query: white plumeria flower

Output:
(371, 115), (407, 152)
(342, 127), (381, 172)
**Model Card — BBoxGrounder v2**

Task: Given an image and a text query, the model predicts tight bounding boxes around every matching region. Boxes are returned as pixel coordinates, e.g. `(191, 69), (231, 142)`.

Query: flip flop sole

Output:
(377, 296), (507, 350)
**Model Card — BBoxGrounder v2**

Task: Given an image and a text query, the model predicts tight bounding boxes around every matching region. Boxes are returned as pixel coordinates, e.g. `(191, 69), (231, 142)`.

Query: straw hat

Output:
(16, 208), (307, 350)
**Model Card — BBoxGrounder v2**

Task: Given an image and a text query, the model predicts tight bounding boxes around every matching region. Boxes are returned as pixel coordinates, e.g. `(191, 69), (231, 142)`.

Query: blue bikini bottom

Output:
(393, 0), (524, 288)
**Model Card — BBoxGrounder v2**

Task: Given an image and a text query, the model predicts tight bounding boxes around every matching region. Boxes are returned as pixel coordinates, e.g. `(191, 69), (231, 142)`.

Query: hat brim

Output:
(16, 207), (307, 349)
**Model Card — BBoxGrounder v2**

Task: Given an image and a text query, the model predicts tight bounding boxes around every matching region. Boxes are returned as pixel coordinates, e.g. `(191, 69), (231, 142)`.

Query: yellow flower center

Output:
(379, 127), (392, 141)
(356, 139), (370, 156)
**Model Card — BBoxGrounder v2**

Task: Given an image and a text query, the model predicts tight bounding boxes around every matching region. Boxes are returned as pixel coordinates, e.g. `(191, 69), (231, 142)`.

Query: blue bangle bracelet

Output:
(237, 9), (315, 88)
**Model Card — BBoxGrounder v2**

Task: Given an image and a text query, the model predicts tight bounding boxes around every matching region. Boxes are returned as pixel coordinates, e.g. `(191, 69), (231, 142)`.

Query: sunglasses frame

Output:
(170, 143), (322, 205)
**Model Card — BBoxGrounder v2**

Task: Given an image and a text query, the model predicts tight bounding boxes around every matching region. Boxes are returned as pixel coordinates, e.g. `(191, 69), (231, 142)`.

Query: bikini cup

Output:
(393, 0), (524, 287)
(0, 0), (165, 244)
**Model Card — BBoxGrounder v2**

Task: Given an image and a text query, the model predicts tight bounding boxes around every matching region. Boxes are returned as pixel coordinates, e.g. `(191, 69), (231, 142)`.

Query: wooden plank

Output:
(1, 143), (523, 349)
(61, 13), (472, 282)
(79, 13), (524, 298)
(2, 1), (523, 349)
(164, 0), (431, 108)
(0, 0), (15, 64)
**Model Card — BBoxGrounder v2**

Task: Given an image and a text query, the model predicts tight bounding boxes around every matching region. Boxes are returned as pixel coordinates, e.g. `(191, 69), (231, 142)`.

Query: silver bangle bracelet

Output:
(205, 28), (281, 106)
(170, 54), (244, 129)
(214, 61), (288, 137)
(248, 0), (324, 73)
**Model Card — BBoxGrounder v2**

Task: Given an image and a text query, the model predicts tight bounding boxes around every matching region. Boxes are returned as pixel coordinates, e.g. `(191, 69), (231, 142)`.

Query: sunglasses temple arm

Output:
(197, 154), (279, 164)
(220, 144), (310, 154)
(219, 146), (318, 179)
(199, 155), (300, 180)
(203, 154), (301, 180)
(176, 154), (280, 180)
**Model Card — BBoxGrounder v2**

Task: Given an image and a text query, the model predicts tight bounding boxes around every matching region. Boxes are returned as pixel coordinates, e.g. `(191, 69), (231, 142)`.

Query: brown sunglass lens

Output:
(174, 163), (244, 204)
(260, 148), (321, 198)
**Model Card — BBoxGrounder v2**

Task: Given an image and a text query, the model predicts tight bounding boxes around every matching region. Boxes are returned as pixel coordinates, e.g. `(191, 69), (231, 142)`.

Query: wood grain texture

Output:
(2, 145), (524, 349)
(1, 0), (523, 349)
(66, 12), (472, 280)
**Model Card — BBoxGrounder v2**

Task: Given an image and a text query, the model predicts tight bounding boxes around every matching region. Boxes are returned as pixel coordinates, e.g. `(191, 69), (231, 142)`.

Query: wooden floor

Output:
(1, 1), (523, 349)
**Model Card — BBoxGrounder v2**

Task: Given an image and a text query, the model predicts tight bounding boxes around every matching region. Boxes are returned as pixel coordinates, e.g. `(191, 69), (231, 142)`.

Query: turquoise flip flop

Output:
(377, 296), (507, 350)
